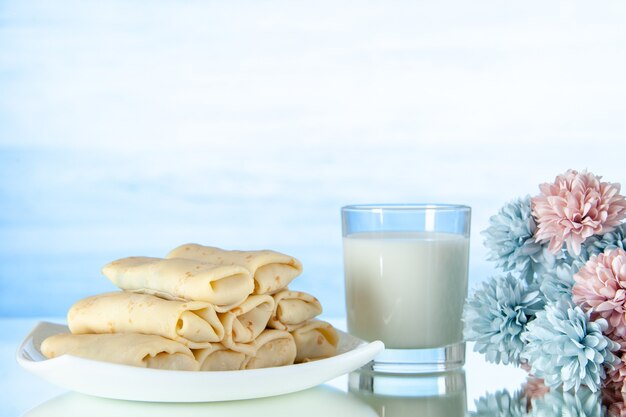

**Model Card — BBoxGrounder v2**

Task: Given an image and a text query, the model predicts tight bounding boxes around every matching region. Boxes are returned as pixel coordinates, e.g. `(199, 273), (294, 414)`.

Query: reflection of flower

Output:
(482, 196), (544, 282)
(472, 382), (620, 417)
(521, 298), (620, 392)
(531, 169), (626, 256)
(604, 387), (626, 417)
(471, 389), (527, 417)
(523, 377), (550, 402)
(464, 274), (544, 366)
(608, 402), (626, 417)
(573, 248), (626, 339)
(528, 386), (602, 417)
(606, 352), (626, 394)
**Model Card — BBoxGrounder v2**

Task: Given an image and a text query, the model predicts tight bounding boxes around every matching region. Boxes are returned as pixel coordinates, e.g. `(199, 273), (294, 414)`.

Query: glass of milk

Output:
(342, 204), (471, 373)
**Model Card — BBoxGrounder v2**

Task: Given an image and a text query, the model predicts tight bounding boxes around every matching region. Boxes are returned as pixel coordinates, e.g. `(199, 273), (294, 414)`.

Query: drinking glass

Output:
(342, 204), (471, 373)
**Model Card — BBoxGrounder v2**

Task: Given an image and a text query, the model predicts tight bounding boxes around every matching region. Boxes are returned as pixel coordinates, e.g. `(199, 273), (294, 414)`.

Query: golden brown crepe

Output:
(242, 329), (297, 370)
(219, 295), (274, 354)
(44, 242), (334, 373)
(193, 343), (247, 371)
(291, 320), (339, 363)
(166, 243), (302, 294)
(101, 256), (254, 312)
(267, 290), (323, 331)
(68, 292), (224, 348)
(41, 333), (199, 371)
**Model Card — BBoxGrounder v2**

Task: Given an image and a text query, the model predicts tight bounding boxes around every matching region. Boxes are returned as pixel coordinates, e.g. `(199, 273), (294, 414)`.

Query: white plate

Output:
(17, 321), (384, 402)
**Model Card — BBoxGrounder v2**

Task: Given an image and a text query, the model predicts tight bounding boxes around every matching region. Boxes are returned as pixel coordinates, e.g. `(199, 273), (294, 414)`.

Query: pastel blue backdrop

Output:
(2, 0), (626, 317)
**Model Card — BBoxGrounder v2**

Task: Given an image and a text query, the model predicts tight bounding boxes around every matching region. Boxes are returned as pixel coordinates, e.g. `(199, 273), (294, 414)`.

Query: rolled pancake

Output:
(268, 290), (323, 331)
(41, 333), (198, 371)
(242, 330), (297, 370)
(219, 295), (274, 354)
(102, 257), (254, 312)
(166, 243), (303, 294)
(291, 320), (339, 363)
(68, 292), (224, 348)
(193, 343), (246, 371)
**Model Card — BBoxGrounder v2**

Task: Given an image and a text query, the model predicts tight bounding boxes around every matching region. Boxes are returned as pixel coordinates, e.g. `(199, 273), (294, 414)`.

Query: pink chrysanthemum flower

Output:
(572, 248), (626, 338)
(531, 169), (626, 256)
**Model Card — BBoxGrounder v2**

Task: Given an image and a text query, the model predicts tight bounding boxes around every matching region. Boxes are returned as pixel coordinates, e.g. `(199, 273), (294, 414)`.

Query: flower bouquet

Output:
(464, 169), (626, 395)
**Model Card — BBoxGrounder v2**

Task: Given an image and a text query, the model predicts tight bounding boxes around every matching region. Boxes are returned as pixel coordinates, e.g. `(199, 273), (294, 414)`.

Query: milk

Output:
(343, 231), (469, 349)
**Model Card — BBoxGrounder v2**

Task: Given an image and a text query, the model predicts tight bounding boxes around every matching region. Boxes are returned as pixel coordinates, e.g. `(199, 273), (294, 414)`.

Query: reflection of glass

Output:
(349, 366), (467, 417)
(23, 385), (378, 417)
(342, 204), (471, 373)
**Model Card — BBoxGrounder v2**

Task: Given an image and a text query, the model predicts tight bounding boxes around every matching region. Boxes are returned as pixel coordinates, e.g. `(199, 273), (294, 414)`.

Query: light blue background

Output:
(2, 0), (626, 317)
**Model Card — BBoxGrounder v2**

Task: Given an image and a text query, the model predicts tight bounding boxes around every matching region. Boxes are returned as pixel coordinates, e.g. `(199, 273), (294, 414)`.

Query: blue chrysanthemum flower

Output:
(534, 245), (576, 274)
(528, 386), (601, 417)
(521, 298), (620, 392)
(577, 223), (626, 263)
(471, 389), (527, 417)
(464, 274), (545, 366)
(538, 260), (584, 303)
(482, 196), (544, 282)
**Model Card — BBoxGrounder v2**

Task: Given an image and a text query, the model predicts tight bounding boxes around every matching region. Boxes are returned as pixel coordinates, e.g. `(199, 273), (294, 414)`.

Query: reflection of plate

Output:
(17, 322), (384, 402)
(23, 386), (378, 417)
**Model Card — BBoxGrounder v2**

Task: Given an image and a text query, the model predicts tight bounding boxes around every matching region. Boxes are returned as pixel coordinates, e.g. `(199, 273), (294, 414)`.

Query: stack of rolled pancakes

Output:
(41, 243), (339, 371)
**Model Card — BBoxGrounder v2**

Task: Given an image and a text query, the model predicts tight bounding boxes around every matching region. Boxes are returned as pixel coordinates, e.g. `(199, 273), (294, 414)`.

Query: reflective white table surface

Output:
(1, 318), (527, 417)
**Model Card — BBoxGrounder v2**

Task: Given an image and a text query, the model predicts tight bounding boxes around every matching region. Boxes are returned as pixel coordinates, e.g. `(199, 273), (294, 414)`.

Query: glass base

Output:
(349, 367), (466, 397)
(368, 341), (465, 374)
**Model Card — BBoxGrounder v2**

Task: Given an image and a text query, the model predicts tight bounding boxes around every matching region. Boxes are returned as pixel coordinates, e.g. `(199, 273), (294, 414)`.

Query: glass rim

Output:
(341, 203), (471, 213)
